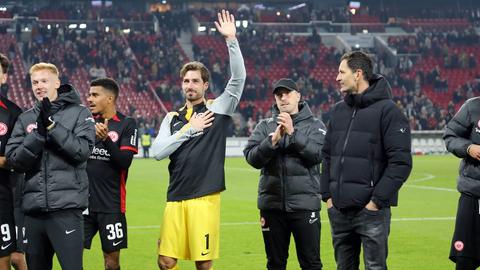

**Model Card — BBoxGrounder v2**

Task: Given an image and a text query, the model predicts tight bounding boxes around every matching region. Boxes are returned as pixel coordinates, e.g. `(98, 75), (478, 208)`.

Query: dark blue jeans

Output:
(327, 206), (391, 270)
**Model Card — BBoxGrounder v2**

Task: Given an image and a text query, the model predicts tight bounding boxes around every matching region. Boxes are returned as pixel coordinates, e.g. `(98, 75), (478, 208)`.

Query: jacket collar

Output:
(344, 74), (392, 108)
(178, 101), (206, 114)
(0, 99), (6, 110)
(271, 101), (313, 123)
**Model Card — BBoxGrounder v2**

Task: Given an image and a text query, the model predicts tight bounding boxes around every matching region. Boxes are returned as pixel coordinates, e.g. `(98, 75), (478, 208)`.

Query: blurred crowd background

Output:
(0, 0), (479, 137)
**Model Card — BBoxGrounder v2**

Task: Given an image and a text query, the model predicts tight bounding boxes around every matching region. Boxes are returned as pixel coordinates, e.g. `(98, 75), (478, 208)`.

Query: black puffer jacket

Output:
(6, 85), (95, 213)
(443, 97), (480, 196)
(244, 102), (326, 212)
(320, 74), (412, 209)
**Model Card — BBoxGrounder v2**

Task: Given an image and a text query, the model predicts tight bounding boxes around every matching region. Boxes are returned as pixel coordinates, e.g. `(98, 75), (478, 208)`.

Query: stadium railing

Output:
(138, 133), (446, 158)
(411, 130), (447, 155)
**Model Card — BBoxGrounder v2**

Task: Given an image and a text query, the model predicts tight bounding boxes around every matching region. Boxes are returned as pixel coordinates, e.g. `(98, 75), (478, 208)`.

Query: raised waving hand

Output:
(214, 9), (236, 41)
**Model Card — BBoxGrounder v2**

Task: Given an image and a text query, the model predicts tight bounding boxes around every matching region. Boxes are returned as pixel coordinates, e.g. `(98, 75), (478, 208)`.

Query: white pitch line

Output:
(130, 225), (161, 229)
(391, 217), (455, 221)
(409, 173), (435, 183)
(129, 217), (455, 230)
(405, 184), (456, 192)
(226, 167), (258, 172)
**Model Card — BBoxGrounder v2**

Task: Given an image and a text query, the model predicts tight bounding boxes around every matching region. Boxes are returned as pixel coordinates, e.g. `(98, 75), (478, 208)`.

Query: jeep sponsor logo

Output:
(90, 146), (110, 158)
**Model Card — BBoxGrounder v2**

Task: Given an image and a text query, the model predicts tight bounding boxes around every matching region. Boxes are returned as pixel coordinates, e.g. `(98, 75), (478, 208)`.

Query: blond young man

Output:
(6, 63), (95, 270)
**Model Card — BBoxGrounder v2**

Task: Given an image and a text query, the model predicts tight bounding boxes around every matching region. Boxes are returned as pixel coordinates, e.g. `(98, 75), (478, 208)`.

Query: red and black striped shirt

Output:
(87, 112), (138, 213)
(0, 96), (22, 212)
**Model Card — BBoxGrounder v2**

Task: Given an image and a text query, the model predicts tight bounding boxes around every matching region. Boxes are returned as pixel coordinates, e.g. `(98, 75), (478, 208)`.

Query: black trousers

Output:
(260, 210), (322, 270)
(25, 209), (84, 270)
(450, 194), (480, 269)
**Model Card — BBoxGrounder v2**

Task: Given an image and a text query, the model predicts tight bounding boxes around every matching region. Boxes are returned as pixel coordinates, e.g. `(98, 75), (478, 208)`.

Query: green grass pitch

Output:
(56, 155), (460, 269)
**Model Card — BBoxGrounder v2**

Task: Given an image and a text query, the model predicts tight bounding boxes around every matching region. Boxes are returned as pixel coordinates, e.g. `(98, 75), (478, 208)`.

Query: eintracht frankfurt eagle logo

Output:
(108, 131), (119, 142)
(26, 123), (37, 134)
(0, 123), (7, 136)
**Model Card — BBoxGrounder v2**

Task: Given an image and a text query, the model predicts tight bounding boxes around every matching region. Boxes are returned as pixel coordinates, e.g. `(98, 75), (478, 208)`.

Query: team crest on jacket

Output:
(108, 131), (119, 142)
(454, 241), (464, 251)
(26, 123), (37, 133)
(0, 123), (7, 136)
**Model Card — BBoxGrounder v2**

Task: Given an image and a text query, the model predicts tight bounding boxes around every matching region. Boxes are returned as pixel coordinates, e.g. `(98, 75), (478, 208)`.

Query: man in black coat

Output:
(244, 78), (326, 270)
(6, 63), (95, 270)
(321, 51), (412, 270)
(444, 97), (480, 270)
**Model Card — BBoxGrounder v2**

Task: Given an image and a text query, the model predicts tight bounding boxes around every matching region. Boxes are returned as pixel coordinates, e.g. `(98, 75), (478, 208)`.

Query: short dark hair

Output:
(340, 51), (373, 81)
(0, 53), (10, 74)
(90, 77), (119, 99)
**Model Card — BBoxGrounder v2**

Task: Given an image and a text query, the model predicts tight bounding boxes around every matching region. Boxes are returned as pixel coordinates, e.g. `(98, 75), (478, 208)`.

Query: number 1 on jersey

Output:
(204, 233), (209, 250)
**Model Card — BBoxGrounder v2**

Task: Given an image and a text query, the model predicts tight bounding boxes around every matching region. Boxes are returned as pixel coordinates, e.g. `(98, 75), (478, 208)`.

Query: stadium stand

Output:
(0, 1), (479, 138)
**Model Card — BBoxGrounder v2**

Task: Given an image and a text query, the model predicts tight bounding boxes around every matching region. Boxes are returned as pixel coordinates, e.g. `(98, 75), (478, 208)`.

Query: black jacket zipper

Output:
(337, 107), (357, 206)
(44, 151), (49, 211)
(281, 135), (287, 211)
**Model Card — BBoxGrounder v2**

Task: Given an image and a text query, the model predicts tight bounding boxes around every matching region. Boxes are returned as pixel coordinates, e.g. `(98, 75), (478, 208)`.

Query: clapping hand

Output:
(270, 125), (284, 146)
(36, 97), (53, 136)
(95, 118), (109, 141)
(277, 112), (294, 135)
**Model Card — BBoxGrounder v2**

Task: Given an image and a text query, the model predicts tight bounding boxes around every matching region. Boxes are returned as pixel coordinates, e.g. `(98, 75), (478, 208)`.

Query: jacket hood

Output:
(272, 101), (313, 123)
(344, 74), (392, 108)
